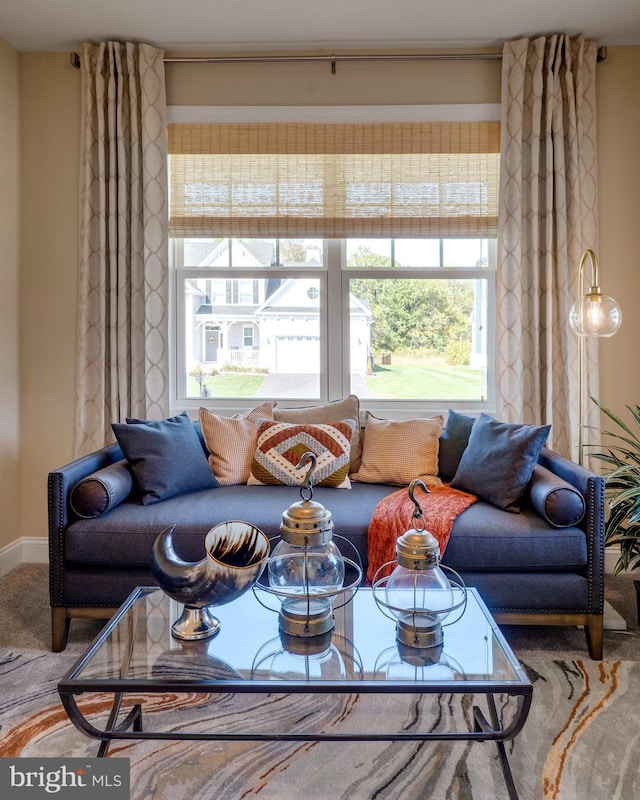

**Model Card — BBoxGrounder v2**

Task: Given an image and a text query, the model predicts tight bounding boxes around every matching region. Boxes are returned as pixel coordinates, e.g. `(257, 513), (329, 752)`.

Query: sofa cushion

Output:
(69, 459), (134, 518)
(352, 413), (444, 486)
(112, 414), (218, 505)
(526, 464), (586, 528)
(199, 401), (276, 486)
(274, 395), (363, 472)
(248, 419), (356, 488)
(63, 482), (401, 571)
(444, 500), (588, 571)
(438, 409), (475, 482)
(451, 414), (551, 511)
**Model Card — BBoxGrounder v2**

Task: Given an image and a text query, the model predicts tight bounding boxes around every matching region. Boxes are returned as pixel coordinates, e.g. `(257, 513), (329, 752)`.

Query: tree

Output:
(347, 246), (473, 360)
(279, 240), (307, 265)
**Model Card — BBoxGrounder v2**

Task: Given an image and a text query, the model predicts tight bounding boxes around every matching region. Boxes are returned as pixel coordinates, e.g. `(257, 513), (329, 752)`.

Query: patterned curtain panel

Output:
(497, 35), (600, 463)
(76, 42), (169, 456)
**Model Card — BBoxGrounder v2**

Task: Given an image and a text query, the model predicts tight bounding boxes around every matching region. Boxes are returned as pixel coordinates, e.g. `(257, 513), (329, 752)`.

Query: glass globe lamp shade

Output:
(385, 560), (454, 649)
(268, 534), (345, 636)
(384, 529), (455, 649)
(569, 292), (622, 338)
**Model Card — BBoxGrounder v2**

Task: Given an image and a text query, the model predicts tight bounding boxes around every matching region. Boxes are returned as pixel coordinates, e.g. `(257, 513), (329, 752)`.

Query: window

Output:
(169, 120), (499, 411)
(243, 325), (255, 348)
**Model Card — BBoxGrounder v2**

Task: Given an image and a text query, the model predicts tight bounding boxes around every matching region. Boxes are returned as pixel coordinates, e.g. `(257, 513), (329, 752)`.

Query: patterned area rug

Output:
(0, 648), (638, 800)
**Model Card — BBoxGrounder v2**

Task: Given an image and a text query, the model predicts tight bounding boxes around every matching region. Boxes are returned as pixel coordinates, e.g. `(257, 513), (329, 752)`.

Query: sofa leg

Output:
(51, 608), (70, 653)
(585, 613), (604, 660)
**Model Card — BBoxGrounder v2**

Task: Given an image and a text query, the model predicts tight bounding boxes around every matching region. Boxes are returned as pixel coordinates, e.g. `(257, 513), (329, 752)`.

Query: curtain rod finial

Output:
(597, 46), (607, 63)
(70, 52), (80, 69)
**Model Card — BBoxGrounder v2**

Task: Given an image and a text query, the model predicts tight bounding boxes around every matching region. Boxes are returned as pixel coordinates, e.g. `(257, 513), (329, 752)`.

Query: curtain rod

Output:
(164, 52), (503, 75)
(70, 46), (607, 73)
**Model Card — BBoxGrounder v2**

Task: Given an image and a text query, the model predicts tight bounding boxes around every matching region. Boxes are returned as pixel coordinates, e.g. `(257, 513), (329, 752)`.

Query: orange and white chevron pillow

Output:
(248, 419), (356, 488)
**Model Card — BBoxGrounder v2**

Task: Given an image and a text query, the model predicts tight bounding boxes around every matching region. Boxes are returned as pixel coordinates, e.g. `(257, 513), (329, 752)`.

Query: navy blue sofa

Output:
(48, 433), (605, 658)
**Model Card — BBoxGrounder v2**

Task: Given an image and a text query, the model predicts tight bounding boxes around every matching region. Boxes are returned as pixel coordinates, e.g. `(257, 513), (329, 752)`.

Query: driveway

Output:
(255, 372), (373, 399)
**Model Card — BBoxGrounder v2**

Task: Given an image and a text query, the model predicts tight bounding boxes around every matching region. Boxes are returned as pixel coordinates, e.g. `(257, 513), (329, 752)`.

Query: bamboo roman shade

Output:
(168, 121), (500, 238)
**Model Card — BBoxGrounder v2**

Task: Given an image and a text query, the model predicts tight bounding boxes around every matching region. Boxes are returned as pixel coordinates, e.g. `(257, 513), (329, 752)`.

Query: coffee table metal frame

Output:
(58, 586), (532, 800)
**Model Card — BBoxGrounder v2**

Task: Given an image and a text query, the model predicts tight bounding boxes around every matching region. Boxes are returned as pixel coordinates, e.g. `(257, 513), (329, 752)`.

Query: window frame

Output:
(171, 237), (496, 417)
(168, 104), (500, 418)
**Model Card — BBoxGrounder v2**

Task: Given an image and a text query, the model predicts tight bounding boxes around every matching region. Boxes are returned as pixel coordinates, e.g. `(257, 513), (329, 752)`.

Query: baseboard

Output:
(605, 545), (621, 575)
(604, 600), (628, 630)
(0, 536), (48, 578)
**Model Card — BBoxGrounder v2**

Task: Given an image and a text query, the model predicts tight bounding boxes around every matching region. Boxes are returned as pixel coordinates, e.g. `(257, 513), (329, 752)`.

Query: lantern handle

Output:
(297, 451), (317, 500)
(408, 478), (430, 527)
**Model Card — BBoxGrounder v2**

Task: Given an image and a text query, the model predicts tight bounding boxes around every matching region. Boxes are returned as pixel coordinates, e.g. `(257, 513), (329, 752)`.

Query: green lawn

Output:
(187, 362), (483, 401)
(363, 363), (485, 400)
(188, 374), (266, 398)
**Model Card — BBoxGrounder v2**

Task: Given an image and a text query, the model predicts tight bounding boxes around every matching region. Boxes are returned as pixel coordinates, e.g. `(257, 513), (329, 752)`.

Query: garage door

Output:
(275, 336), (320, 373)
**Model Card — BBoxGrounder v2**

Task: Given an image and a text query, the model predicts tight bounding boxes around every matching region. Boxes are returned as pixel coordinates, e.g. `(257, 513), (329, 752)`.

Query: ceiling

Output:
(2, 0), (640, 53)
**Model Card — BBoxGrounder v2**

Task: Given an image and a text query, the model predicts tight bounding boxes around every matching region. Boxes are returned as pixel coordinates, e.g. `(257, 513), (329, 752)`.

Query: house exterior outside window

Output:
(169, 118), (499, 411)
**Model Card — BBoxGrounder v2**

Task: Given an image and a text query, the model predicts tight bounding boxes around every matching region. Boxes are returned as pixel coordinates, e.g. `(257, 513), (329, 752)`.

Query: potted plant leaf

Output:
(591, 398), (640, 575)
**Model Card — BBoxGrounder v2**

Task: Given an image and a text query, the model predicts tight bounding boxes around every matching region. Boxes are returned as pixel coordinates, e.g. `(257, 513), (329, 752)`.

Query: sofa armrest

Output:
(537, 446), (605, 615)
(48, 443), (123, 606)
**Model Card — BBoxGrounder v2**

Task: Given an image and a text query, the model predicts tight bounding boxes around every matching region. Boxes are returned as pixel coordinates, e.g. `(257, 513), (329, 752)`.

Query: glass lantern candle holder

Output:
(262, 452), (362, 637)
(373, 479), (466, 649)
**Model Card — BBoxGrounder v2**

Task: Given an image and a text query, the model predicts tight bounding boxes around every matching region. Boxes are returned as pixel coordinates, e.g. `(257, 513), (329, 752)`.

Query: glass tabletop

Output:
(62, 586), (530, 693)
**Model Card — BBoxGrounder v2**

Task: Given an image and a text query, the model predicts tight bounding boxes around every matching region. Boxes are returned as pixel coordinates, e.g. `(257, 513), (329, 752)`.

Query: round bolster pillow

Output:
(527, 464), (585, 528)
(70, 459), (134, 519)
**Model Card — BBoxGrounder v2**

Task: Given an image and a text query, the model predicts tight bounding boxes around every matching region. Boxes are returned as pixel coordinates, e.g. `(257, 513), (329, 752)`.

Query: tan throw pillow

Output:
(352, 413), (445, 486)
(199, 402), (276, 486)
(274, 395), (362, 473)
(248, 419), (356, 488)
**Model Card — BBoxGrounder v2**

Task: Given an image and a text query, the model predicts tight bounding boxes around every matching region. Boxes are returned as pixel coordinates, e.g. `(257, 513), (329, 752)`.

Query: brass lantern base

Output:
(171, 605), (221, 641)
(396, 613), (443, 649)
(279, 597), (335, 638)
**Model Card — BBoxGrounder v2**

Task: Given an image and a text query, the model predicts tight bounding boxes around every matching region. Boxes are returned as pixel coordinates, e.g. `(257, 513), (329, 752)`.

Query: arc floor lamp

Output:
(569, 248), (622, 466)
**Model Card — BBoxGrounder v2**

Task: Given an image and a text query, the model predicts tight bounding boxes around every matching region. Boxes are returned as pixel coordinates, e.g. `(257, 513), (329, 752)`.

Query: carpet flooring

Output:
(1, 648), (639, 799)
(1, 564), (640, 799)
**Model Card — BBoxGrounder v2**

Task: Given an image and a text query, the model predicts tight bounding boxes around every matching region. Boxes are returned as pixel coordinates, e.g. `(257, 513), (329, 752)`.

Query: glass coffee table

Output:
(59, 586), (532, 800)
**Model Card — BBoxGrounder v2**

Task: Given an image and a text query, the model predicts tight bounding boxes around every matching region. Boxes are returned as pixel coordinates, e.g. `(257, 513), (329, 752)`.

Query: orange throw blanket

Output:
(366, 485), (477, 584)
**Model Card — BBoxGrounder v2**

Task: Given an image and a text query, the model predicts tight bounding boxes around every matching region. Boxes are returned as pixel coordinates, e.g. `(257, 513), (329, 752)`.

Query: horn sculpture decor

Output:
(151, 521), (270, 641)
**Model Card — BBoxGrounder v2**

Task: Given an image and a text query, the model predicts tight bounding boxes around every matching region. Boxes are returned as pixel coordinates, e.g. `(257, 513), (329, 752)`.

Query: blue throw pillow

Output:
(127, 411), (209, 455)
(438, 409), (475, 482)
(113, 413), (218, 505)
(450, 413), (551, 511)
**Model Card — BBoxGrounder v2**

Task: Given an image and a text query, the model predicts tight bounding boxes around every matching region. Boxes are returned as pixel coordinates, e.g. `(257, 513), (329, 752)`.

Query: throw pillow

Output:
(351, 413), (444, 486)
(526, 464), (586, 528)
(248, 419), (356, 488)
(450, 413), (551, 511)
(274, 395), (363, 473)
(69, 459), (134, 518)
(112, 413), (219, 505)
(127, 411), (209, 455)
(438, 409), (475, 482)
(199, 401), (276, 486)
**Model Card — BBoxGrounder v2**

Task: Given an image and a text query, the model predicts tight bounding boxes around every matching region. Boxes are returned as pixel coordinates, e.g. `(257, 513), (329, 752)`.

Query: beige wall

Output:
(6, 45), (640, 556)
(0, 37), (20, 552)
(164, 50), (502, 106)
(596, 47), (640, 417)
(18, 53), (80, 549)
